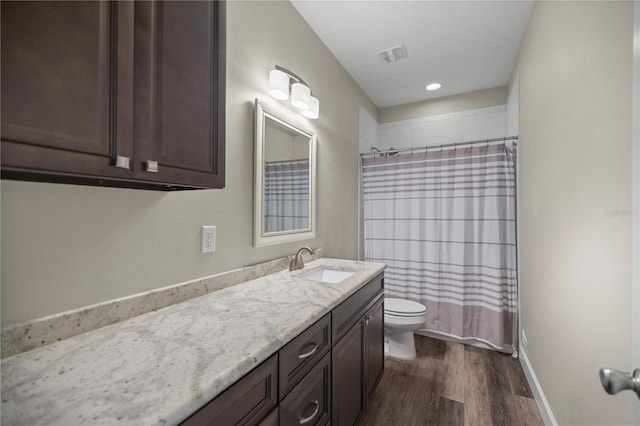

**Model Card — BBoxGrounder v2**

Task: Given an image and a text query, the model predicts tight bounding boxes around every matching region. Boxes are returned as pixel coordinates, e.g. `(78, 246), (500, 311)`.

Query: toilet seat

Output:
(384, 298), (426, 317)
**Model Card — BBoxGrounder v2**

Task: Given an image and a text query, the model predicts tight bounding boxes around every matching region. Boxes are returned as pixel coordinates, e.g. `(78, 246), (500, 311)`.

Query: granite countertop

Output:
(1, 258), (385, 425)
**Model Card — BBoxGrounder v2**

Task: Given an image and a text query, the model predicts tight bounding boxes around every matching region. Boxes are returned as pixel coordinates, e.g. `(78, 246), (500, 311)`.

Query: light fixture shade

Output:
(290, 82), (310, 110)
(269, 69), (289, 100)
(302, 95), (319, 119)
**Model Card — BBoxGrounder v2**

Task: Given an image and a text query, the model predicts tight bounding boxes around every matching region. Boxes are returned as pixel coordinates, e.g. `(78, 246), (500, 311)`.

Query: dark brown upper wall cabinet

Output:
(0, 0), (226, 190)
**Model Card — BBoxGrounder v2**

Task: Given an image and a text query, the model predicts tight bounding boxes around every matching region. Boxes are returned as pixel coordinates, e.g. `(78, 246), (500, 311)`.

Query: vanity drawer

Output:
(332, 273), (384, 343)
(181, 354), (278, 426)
(279, 313), (331, 400)
(280, 352), (331, 426)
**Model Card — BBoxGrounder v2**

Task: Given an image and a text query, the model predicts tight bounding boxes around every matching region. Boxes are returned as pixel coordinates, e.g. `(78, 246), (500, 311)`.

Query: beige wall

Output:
(516, 1), (634, 424)
(0, 1), (377, 326)
(379, 86), (507, 124)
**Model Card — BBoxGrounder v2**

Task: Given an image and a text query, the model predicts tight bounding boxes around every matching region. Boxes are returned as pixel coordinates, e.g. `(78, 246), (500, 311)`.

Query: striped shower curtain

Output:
(362, 144), (517, 351)
(264, 161), (310, 233)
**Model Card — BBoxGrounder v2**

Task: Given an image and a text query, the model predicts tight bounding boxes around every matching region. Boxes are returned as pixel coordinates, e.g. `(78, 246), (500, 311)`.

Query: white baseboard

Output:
(519, 348), (558, 426)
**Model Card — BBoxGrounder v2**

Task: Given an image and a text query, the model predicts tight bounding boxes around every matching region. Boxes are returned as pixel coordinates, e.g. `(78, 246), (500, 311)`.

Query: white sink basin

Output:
(298, 267), (355, 284)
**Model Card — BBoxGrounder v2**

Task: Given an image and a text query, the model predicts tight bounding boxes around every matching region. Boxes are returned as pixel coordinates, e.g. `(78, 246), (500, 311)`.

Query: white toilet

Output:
(384, 297), (427, 359)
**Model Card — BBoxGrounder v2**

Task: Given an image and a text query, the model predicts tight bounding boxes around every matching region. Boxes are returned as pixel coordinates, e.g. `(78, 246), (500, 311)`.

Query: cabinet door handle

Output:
(299, 400), (319, 424)
(145, 160), (159, 173)
(114, 155), (130, 169)
(298, 343), (317, 359)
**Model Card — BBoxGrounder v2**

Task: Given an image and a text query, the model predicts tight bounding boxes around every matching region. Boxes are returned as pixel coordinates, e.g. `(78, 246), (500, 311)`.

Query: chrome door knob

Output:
(599, 368), (640, 399)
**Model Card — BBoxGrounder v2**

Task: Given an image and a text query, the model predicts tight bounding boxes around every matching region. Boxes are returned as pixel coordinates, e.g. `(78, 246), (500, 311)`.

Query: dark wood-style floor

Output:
(360, 335), (544, 426)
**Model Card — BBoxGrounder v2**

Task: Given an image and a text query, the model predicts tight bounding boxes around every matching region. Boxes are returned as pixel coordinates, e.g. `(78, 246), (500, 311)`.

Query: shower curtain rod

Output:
(265, 158), (309, 165)
(360, 135), (519, 158)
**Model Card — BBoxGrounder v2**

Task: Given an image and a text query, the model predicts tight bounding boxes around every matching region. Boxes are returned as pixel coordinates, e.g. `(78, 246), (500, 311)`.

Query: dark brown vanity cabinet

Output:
(363, 299), (385, 403)
(180, 273), (384, 426)
(331, 273), (384, 426)
(0, 1), (225, 190)
(278, 314), (331, 400)
(182, 354), (278, 426)
(280, 352), (331, 426)
(279, 314), (331, 426)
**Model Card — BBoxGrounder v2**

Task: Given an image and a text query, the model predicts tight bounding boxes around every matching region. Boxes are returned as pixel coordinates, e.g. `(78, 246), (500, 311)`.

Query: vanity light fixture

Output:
(302, 96), (319, 119)
(268, 65), (319, 119)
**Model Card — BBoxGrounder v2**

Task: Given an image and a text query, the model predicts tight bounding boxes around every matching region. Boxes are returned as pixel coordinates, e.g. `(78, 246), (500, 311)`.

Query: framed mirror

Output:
(254, 99), (316, 247)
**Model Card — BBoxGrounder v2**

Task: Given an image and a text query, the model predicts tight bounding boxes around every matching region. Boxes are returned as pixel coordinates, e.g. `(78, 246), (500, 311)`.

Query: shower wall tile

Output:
(462, 111), (507, 141)
(413, 119), (463, 146)
(379, 105), (507, 150)
(359, 105), (380, 153)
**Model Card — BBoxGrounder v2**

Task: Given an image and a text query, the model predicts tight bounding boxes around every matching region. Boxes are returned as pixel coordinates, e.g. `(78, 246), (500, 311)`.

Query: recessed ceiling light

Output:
(425, 83), (442, 91)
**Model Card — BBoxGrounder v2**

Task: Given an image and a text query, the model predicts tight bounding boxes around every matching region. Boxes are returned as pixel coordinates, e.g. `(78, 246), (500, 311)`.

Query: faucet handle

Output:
(289, 246), (315, 271)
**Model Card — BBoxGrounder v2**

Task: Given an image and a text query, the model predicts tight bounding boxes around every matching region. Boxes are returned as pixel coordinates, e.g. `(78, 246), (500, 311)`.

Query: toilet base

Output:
(385, 330), (417, 359)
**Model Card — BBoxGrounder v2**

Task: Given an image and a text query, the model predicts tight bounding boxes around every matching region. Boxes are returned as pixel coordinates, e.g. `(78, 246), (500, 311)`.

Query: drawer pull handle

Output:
(146, 160), (159, 173)
(114, 155), (130, 169)
(299, 400), (319, 424)
(298, 343), (318, 360)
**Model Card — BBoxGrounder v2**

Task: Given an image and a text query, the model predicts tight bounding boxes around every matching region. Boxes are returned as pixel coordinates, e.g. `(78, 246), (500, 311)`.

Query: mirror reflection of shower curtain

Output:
(264, 161), (310, 233)
(362, 145), (517, 352)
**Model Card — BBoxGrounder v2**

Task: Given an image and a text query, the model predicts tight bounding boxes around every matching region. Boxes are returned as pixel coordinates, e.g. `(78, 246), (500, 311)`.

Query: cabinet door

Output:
(332, 273), (383, 343)
(133, 0), (225, 188)
(364, 298), (384, 403)
(257, 408), (278, 426)
(1, 1), (134, 181)
(332, 319), (364, 426)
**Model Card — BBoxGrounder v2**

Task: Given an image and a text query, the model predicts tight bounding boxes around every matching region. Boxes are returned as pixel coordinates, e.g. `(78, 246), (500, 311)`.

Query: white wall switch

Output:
(201, 226), (216, 253)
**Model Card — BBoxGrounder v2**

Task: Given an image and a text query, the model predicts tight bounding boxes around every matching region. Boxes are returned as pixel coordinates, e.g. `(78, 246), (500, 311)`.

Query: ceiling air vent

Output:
(377, 44), (408, 63)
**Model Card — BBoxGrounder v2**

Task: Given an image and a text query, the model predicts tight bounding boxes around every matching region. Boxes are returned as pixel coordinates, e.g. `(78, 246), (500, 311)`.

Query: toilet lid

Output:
(385, 298), (427, 316)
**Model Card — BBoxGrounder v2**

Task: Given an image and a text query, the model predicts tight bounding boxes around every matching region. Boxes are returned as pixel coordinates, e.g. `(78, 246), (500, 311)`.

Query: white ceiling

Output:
(291, 1), (534, 108)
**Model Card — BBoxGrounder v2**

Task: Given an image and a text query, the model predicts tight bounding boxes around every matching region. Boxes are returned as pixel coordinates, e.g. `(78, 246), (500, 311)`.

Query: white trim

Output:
(519, 348), (558, 426)
(253, 99), (317, 247)
(358, 133), (364, 261)
(631, 1), (640, 424)
(358, 105), (379, 260)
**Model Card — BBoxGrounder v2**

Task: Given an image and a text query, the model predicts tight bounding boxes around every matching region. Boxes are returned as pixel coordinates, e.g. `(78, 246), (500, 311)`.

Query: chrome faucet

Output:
(290, 246), (315, 271)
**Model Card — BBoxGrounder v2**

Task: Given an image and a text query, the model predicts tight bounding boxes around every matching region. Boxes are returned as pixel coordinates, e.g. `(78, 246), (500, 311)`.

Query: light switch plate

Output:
(201, 226), (216, 253)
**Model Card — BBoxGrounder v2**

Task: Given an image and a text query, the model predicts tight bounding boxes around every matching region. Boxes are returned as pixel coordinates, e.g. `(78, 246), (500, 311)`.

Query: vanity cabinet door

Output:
(332, 319), (365, 426)
(280, 352), (331, 426)
(133, 0), (225, 189)
(363, 297), (384, 404)
(257, 408), (278, 426)
(332, 273), (383, 343)
(181, 354), (277, 426)
(1, 1), (135, 182)
(331, 273), (385, 426)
